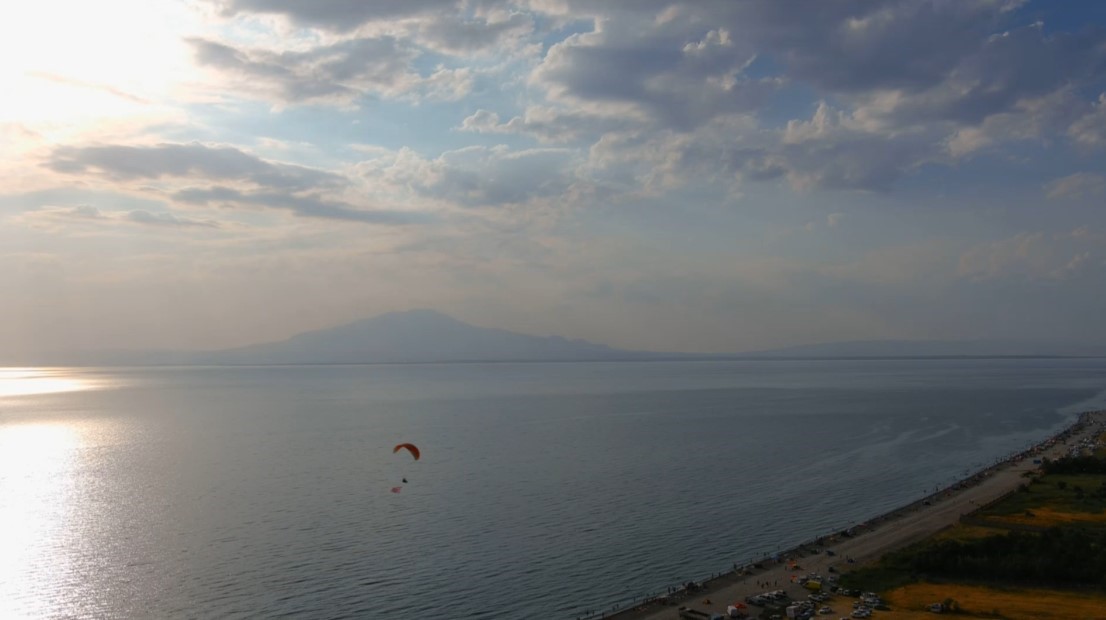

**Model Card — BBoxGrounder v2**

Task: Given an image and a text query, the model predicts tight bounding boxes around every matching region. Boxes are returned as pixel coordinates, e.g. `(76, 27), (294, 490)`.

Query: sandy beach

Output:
(595, 410), (1106, 620)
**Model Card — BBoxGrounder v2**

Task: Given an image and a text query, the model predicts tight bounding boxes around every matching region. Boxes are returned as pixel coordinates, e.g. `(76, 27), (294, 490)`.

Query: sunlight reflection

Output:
(0, 423), (80, 619)
(0, 368), (95, 398)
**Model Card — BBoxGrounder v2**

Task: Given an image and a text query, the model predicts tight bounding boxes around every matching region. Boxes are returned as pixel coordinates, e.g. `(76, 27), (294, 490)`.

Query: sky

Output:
(2, 0), (1106, 359)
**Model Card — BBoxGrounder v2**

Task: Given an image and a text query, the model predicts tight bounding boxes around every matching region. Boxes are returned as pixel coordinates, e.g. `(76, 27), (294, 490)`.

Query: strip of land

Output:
(596, 410), (1106, 620)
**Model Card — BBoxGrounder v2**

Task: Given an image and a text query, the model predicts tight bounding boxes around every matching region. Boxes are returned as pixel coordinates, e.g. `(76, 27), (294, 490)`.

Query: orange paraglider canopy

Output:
(393, 443), (420, 460)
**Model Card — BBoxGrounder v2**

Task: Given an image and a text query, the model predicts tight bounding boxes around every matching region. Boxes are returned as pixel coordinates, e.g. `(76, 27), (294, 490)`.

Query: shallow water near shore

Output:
(2, 358), (1106, 619)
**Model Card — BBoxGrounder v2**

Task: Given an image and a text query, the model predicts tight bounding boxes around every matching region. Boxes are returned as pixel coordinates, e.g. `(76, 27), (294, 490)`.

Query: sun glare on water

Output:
(0, 423), (81, 619)
(0, 368), (92, 397)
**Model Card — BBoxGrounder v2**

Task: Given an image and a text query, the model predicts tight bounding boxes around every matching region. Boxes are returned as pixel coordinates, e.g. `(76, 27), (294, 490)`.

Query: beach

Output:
(597, 410), (1106, 620)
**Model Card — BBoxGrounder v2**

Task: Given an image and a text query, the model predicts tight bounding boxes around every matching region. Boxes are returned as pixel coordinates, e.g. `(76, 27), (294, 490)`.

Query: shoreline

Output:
(582, 409), (1106, 620)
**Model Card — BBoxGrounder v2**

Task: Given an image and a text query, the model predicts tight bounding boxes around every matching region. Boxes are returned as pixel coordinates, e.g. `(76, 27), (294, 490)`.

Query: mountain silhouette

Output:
(201, 309), (647, 364)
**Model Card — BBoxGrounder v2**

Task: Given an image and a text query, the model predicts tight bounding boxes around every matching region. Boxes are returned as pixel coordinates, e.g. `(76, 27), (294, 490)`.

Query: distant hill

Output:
(42, 310), (1105, 366)
(739, 339), (1105, 359)
(188, 309), (660, 365)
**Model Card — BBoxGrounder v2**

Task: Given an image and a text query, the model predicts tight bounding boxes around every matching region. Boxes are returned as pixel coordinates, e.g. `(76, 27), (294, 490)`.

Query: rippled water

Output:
(2, 359), (1106, 619)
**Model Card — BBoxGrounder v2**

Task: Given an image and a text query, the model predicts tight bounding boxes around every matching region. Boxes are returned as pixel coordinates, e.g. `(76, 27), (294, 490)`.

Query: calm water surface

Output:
(2, 359), (1106, 619)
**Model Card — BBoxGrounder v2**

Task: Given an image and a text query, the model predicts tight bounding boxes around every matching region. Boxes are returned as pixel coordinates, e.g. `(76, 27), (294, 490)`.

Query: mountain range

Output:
(41, 309), (1106, 366)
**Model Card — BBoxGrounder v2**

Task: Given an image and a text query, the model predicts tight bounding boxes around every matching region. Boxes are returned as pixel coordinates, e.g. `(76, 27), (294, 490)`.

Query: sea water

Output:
(2, 358), (1106, 619)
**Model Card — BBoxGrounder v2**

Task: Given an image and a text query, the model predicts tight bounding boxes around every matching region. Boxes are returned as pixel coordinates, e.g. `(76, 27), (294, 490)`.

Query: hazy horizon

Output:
(4, 1), (1106, 359)
(10, 308), (1106, 368)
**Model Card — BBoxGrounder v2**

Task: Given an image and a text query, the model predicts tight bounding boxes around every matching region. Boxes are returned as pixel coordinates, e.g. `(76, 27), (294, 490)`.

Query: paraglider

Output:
(391, 443), (420, 492)
(393, 443), (420, 460)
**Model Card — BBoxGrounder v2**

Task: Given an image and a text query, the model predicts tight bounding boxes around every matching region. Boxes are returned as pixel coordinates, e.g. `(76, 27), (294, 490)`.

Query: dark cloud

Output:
(126, 210), (220, 228)
(360, 146), (580, 208)
(210, 0), (531, 55)
(173, 186), (425, 224)
(459, 107), (639, 143)
(733, 0), (1002, 94)
(27, 205), (219, 229)
(527, 1), (1106, 163)
(47, 143), (422, 224)
(47, 143), (345, 191)
(213, 0), (457, 32)
(420, 148), (578, 207)
(774, 133), (933, 192)
(1068, 94), (1106, 148)
(418, 11), (533, 54)
(859, 23), (1106, 127)
(575, 102), (940, 194)
(527, 1), (1016, 96)
(189, 37), (419, 104)
(533, 21), (777, 130)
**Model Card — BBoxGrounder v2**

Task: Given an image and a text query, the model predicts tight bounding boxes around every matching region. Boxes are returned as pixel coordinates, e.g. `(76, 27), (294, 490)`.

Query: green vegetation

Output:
(1041, 455), (1106, 475)
(841, 453), (1106, 596)
(890, 527), (1106, 587)
(978, 472), (1106, 517)
(838, 561), (918, 594)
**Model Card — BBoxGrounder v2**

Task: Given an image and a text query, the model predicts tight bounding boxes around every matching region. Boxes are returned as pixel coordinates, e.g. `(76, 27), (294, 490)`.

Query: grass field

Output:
(983, 505), (1106, 528)
(932, 524), (1005, 542)
(838, 447), (1106, 618)
(879, 582), (1106, 619)
(977, 473), (1106, 520)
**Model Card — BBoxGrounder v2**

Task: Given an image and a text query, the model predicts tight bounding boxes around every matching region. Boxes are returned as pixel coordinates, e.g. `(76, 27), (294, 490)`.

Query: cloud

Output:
(417, 10), (534, 55)
(24, 205), (219, 229)
(1068, 94), (1106, 149)
(47, 142), (344, 190)
(126, 210), (220, 228)
(1045, 172), (1106, 200)
(212, 0), (459, 32)
(459, 106), (640, 143)
(419, 66), (475, 101)
(188, 35), (483, 106)
(520, 1), (1104, 188)
(45, 142), (423, 224)
(730, 1), (1006, 94)
(777, 108), (938, 191)
(185, 0), (1106, 196)
(531, 20), (778, 130)
(208, 0), (533, 55)
(957, 231), (1102, 281)
(357, 145), (583, 208)
(188, 36), (465, 106)
(172, 186), (425, 224)
(460, 109), (502, 132)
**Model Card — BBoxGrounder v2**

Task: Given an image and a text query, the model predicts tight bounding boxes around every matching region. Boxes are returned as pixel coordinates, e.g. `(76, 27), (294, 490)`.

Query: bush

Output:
(1043, 456), (1106, 475)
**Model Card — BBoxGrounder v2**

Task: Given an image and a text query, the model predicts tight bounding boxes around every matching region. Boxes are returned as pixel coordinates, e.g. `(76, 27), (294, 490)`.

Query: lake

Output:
(2, 359), (1105, 618)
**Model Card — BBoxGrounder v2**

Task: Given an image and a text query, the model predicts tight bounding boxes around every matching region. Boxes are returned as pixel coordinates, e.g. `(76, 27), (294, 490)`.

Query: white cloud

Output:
(460, 109), (502, 132)
(1068, 93), (1106, 149)
(1045, 172), (1106, 200)
(355, 144), (583, 209)
(957, 231), (1103, 281)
